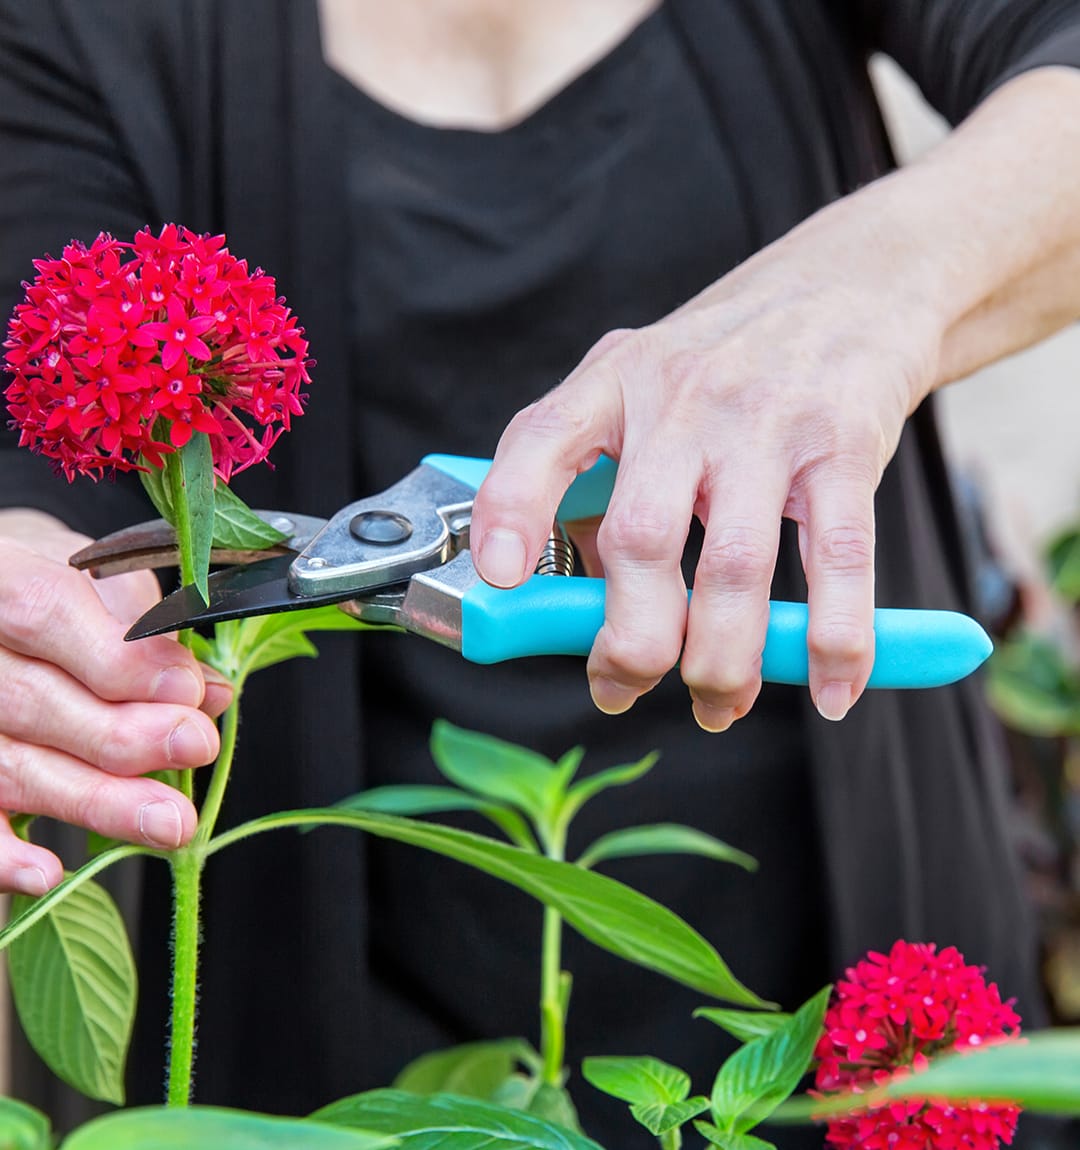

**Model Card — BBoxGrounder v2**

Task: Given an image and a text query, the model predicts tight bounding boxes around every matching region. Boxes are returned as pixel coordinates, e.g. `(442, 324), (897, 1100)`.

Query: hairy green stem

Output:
(194, 692), (241, 847)
(540, 905), (566, 1084)
(539, 820), (568, 1086)
(166, 452), (198, 804)
(166, 847), (202, 1106)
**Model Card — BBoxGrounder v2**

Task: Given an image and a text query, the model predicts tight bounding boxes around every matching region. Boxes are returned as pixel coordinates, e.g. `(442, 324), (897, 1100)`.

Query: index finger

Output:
(0, 543), (205, 707)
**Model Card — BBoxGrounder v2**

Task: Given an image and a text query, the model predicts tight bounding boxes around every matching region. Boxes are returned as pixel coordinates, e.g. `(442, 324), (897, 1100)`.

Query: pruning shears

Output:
(71, 454), (993, 688)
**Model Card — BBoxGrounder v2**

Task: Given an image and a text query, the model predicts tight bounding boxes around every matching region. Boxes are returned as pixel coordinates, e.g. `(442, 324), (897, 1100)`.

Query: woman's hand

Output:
(0, 510), (231, 894)
(471, 194), (942, 730)
(472, 68), (1080, 731)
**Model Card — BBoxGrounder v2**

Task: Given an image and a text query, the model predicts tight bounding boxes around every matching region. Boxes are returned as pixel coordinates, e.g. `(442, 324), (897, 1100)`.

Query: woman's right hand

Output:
(0, 510), (231, 895)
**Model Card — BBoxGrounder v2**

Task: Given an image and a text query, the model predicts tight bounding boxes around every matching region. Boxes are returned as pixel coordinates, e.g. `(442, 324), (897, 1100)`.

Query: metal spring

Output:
(535, 526), (575, 577)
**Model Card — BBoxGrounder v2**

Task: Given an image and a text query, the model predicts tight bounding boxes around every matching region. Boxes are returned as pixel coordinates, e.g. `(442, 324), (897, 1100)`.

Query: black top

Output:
(2, 1), (1080, 1144)
(339, 11), (825, 1144)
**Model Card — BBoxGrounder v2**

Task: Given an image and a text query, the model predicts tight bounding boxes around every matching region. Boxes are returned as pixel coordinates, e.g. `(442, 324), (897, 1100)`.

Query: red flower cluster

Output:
(3, 224), (311, 481)
(815, 940), (1022, 1150)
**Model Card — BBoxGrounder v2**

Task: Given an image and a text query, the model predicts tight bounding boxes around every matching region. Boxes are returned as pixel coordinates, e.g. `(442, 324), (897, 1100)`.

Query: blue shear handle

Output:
(423, 454), (617, 521)
(461, 580), (993, 688)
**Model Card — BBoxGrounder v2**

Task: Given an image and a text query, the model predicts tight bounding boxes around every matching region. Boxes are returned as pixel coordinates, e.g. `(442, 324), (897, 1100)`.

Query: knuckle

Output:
(512, 388), (594, 444)
(808, 618), (872, 666)
(696, 526), (775, 587)
(598, 503), (682, 565)
(92, 718), (147, 772)
(598, 626), (681, 685)
(0, 732), (35, 806)
(591, 326), (639, 360)
(813, 524), (875, 572)
(0, 571), (67, 647)
(69, 775), (117, 833)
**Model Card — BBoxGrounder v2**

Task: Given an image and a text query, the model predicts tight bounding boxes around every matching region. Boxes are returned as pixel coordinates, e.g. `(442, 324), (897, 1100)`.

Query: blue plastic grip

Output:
(422, 453), (617, 521)
(461, 581), (993, 687)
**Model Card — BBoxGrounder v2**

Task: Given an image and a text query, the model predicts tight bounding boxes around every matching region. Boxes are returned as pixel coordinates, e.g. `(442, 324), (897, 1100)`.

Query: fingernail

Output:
(479, 529), (528, 588)
(693, 703), (735, 733)
(816, 681), (853, 722)
(152, 665), (202, 706)
(138, 799), (184, 849)
(13, 866), (49, 897)
(199, 663), (232, 689)
(590, 675), (637, 715)
(167, 719), (214, 765)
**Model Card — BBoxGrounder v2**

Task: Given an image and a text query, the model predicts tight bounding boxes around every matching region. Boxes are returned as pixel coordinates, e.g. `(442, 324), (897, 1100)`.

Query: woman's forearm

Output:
(859, 65), (1080, 388)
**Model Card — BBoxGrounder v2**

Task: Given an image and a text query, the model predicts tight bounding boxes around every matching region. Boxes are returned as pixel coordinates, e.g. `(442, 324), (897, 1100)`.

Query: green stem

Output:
(165, 452), (198, 804)
(539, 820), (568, 1086)
(193, 690), (242, 847)
(660, 1128), (682, 1150)
(166, 847), (203, 1106)
(540, 905), (565, 1084)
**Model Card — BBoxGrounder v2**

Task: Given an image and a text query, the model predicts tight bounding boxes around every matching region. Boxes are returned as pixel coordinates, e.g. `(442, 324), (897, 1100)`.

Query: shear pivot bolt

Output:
(350, 511), (413, 545)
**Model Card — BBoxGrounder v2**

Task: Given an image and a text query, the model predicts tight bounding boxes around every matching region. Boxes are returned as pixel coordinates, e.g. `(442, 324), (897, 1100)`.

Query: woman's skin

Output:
(2, 0), (1080, 893)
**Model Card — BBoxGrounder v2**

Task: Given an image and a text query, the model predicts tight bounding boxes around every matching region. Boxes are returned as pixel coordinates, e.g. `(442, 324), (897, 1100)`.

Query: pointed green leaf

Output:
(9, 878), (137, 1104)
(164, 432), (215, 603)
(694, 1009), (793, 1044)
(695, 1121), (775, 1150)
(211, 481), (289, 548)
(314, 1090), (602, 1149)
(0, 1097), (51, 1150)
(334, 788), (537, 851)
(527, 1084), (582, 1133)
(139, 464), (173, 521)
(577, 824), (756, 872)
(430, 721), (562, 827)
(60, 1106), (396, 1149)
(393, 1040), (533, 1099)
(1048, 528), (1080, 601)
(631, 1097), (710, 1136)
(710, 986), (830, 1135)
(563, 753), (658, 819)
(987, 634), (1080, 736)
(885, 1028), (1080, 1112)
(581, 1055), (691, 1106)
(211, 810), (768, 1005)
(552, 747), (586, 790)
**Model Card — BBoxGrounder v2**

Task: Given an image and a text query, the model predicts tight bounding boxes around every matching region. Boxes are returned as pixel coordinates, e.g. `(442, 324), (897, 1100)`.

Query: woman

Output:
(1, 1), (1079, 1143)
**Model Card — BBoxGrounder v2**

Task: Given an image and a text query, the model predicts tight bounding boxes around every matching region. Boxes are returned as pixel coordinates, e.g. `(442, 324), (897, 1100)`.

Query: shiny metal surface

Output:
(289, 464), (475, 598)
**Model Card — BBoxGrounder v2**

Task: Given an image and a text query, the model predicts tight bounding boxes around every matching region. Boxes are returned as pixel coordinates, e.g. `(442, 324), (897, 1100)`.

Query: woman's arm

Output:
(471, 65), (1080, 730)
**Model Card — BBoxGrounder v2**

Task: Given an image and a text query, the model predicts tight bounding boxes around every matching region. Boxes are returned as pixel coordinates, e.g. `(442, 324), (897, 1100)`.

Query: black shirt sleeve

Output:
(852, 0), (1080, 122)
(0, 1), (154, 530)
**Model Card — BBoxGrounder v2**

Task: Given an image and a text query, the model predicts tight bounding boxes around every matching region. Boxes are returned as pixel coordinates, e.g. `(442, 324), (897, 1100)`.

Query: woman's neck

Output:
(318, 0), (660, 129)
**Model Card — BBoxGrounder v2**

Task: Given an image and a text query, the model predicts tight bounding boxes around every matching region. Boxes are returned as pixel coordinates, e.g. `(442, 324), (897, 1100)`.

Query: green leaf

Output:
(210, 809), (768, 1005)
(562, 754), (658, 820)
(393, 1040), (533, 1100)
(581, 1055), (691, 1106)
(164, 433), (215, 604)
(314, 1090), (602, 1149)
(430, 722), (563, 831)
(0, 846), (147, 954)
(9, 878), (137, 1104)
(694, 1009), (794, 1044)
(60, 1106), (396, 1149)
(0, 1097), (52, 1150)
(139, 464), (173, 521)
(1048, 528), (1080, 601)
(710, 986), (830, 1135)
(334, 788), (537, 851)
(228, 607), (375, 680)
(695, 1121), (775, 1150)
(552, 747), (586, 790)
(526, 1085), (582, 1134)
(631, 1097), (710, 1136)
(211, 481), (289, 549)
(987, 634), (1080, 736)
(883, 1028), (1080, 1113)
(577, 824), (756, 872)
